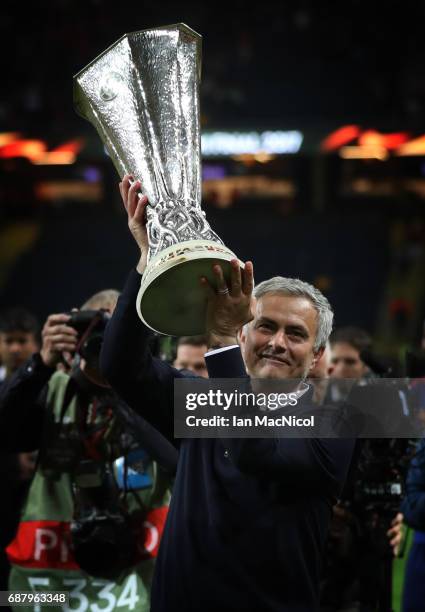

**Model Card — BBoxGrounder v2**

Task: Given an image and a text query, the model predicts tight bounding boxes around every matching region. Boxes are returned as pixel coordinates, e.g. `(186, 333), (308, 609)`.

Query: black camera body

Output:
(67, 310), (109, 369)
(346, 376), (413, 520)
(70, 460), (136, 579)
(353, 438), (411, 519)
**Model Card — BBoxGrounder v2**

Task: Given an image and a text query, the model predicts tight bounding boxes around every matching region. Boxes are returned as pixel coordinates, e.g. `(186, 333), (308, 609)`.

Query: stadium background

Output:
(2, 0), (425, 608)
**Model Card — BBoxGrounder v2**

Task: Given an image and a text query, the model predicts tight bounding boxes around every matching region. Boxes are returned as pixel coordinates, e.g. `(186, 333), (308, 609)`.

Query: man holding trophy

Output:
(75, 24), (354, 611)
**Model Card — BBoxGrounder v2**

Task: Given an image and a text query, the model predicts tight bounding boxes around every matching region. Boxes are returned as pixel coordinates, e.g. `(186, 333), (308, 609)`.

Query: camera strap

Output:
(48, 375), (85, 428)
(58, 369), (113, 462)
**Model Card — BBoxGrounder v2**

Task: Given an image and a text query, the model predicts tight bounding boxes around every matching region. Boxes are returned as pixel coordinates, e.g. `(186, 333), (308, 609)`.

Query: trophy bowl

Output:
(137, 239), (241, 336)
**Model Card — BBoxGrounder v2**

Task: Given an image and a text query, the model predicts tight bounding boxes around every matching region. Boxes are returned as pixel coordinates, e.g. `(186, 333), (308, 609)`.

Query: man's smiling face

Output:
(239, 293), (323, 380)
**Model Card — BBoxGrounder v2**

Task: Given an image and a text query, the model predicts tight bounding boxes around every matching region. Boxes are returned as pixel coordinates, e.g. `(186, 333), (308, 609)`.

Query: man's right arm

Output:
(100, 268), (151, 382)
(101, 176), (186, 444)
(100, 267), (183, 445)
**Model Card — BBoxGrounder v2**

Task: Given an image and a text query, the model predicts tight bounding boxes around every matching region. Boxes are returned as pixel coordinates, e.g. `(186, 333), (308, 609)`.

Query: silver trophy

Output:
(73, 23), (241, 335)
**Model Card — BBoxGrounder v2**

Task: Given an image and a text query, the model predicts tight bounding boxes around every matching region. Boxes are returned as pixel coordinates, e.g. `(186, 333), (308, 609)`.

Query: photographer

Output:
(0, 308), (40, 604)
(320, 327), (409, 611)
(0, 290), (174, 612)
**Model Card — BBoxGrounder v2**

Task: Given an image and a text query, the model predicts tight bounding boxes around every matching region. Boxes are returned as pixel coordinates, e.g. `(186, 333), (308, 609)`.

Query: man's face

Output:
(329, 342), (367, 379)
(239, 293), (323, 379)
(0, 331), (38, 374)
(174, 344), (208, 378)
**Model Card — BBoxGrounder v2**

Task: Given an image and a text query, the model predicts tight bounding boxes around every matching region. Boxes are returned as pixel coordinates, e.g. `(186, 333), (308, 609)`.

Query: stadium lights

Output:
(32, 151), (76, 165)
(396, 135), (425, 156)
(321, 125), (361, 152)
(339, 145), (389, 161)
(0, 132), (20, 147)
(201, 131), (303, 156)
(232, 152), (276, 164)
(322, 127), (411, 158)
(0, 135), (82, 164)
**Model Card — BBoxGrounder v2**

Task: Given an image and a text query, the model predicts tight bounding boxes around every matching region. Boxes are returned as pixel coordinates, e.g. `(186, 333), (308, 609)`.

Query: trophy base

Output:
(136, 240), (242, 336)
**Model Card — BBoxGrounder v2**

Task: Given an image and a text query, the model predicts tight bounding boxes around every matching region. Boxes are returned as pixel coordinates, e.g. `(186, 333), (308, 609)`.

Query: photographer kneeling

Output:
(0, 290), (174, 612)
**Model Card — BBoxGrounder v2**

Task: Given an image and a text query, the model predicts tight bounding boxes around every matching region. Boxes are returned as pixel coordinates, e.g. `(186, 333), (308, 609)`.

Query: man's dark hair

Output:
(329, 326), (371, 354)
(176, 335), (207, 349)
(0, 307), (40, 338)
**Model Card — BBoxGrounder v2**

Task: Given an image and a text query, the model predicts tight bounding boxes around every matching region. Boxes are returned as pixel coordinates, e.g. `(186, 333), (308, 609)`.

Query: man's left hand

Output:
(201, 259), (254, 349)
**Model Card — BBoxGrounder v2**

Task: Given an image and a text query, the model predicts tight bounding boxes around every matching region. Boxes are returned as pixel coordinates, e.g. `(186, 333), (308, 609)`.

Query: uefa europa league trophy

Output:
(73, 23), (241, 336)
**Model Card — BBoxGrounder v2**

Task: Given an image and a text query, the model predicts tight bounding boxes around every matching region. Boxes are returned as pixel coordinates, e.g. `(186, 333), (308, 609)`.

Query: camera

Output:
(67, 309), (110, 369)
(352, 438), (411, 518)
(345, 369), (413, 518)
(70, 460), (136, 579)
(40, 391), (143, 577)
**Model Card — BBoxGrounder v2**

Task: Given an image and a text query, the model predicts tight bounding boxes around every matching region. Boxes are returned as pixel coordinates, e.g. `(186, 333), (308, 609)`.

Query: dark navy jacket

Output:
(100, 269), (355, 612)
(400, 439), (425, 612)
(401, 438), (425, 530)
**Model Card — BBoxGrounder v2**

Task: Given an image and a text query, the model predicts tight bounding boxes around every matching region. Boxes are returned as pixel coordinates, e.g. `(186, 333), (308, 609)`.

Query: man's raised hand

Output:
(201, 259), (254, 349)
(119, 174), (149, 273)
